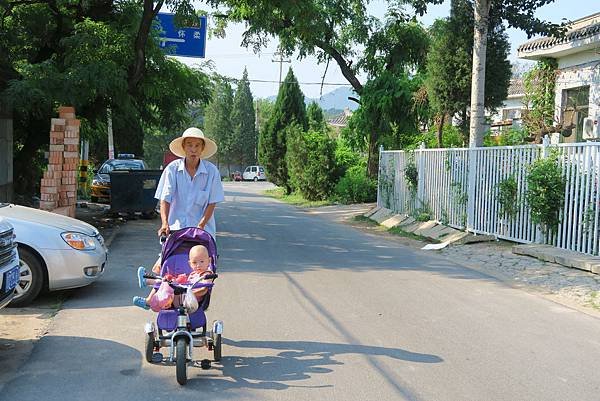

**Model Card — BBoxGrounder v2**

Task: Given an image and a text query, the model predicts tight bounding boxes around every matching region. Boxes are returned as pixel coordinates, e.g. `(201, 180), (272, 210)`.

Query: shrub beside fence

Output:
(378, 139), (600, 256)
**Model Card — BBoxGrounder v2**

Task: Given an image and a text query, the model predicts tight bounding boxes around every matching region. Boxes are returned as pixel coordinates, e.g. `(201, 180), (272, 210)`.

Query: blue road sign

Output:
(155, 13), (207, 58)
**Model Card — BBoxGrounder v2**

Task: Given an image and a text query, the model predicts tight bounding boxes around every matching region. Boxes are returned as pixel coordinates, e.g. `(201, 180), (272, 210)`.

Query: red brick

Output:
(65, 144), (78, 152)
(39, 201), (57, 210)
(41, 186), (57, 194)
(58, 106), (75, 114)
(65, 119), (81, 127)
(51, 124), (65, 132)
(41, 193), (58, 201)
(50, 131), (64, 139)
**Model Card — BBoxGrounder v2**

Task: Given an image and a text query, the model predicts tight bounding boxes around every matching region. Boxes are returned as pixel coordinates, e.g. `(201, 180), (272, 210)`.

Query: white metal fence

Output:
(378, 141), (600, 256)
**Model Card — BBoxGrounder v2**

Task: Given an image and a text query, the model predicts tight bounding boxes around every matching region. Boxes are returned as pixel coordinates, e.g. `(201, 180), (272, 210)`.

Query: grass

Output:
(264, 187), (334, 208)
(353, 215), (439, 243)
(352, 215), (379, 225)
(388, 226), (439, 243)
(585, 291), (600, 310)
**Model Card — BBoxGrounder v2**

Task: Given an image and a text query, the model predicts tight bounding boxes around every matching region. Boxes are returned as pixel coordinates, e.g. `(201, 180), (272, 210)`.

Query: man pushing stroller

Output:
(132, 127), (224, 310)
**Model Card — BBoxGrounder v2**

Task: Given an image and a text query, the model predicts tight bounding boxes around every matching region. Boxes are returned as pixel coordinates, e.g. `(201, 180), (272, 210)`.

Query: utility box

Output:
(109, 170), (162, 214)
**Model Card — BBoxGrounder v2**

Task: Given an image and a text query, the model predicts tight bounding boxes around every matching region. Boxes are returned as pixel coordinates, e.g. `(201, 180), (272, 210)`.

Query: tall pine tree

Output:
(258, 68), (307, 192)
(204, 78), (234, 170)
(231, 69), (257, 166)
(307, 101), (326, 132)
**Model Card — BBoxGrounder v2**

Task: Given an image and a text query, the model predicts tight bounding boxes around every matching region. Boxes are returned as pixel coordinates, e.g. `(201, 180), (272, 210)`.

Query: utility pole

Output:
(271, 50), (291, 86)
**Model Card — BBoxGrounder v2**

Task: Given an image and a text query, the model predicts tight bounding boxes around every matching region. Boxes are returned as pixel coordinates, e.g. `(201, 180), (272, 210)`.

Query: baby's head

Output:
(189, 245), (211, 272)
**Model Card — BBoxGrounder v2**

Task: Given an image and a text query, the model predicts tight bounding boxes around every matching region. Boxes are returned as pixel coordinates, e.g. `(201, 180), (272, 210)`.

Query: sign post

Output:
(155, 13), (207, 58)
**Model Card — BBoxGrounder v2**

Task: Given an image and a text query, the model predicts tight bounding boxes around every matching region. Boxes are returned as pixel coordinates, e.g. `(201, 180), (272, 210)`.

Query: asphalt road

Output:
(2, 181), (600, 401)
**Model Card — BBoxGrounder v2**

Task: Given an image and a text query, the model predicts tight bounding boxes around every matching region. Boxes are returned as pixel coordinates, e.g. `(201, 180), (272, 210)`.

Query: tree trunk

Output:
(468, 0), (491, 148)
(366, 131), (378, 179)
(436, 114), (445, 148)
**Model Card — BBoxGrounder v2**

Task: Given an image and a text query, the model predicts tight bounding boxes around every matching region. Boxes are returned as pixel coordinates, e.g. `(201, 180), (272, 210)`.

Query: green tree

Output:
(206, 0), (376, 94)
(287, 125), (336, 201)
(1, 1), (211, 198)
(204, 78), (234, 170)
(425, 0), (511, 146)
(231, 68), (257, 166)
(258, 68), (307, 192)
(307, 101), (326, 132)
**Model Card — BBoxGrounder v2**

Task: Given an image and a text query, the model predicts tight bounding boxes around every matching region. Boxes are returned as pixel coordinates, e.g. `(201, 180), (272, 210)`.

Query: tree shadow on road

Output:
(180, 337), (442, 396)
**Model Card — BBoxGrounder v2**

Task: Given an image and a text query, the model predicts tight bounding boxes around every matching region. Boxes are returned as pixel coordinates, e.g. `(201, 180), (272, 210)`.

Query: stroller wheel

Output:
(176, 338), (188, 385)
(144, 332), (155, 363)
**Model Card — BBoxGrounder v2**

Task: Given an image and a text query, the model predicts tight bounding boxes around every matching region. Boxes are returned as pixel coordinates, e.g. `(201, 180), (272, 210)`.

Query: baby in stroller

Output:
(134, 227), (223, 385)
(133, 244), (213, 311)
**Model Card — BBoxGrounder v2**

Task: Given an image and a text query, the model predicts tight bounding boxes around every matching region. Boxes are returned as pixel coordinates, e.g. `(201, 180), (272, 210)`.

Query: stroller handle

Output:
(143, 273), (218, 281)
(159, 235), (167, 244)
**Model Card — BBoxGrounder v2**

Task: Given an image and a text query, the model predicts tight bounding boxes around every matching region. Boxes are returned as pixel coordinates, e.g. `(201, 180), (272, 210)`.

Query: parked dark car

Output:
(0, 218), (20, 309)
(90, 154), (147, 203)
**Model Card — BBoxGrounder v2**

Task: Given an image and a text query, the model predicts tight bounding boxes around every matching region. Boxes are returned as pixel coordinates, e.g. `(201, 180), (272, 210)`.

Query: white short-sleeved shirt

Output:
(154, 158), (224, 238)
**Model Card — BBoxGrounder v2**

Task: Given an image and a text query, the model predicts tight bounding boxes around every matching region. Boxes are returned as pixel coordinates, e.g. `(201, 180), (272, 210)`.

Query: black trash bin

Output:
(109, 170), (163, 214)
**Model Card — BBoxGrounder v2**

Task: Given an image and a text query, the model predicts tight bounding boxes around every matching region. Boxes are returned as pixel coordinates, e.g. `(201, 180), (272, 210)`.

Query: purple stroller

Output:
(142, 227), (223, 385)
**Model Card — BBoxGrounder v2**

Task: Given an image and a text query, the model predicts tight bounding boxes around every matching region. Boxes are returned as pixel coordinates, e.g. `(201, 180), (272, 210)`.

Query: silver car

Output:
(0, 203), (108, 306)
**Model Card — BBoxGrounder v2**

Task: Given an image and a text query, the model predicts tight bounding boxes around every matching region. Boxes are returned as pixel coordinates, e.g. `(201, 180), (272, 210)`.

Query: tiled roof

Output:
(517, 22), (600, 53)
(508, 79), (524, 96)
(327, 110), (352, 127)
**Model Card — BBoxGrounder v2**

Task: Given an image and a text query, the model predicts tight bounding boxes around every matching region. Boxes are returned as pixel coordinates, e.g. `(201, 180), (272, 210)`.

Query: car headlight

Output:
(61, 232), (96, 250)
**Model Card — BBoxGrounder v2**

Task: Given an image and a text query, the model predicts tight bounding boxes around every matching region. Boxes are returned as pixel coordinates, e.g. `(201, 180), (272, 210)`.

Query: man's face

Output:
(183, 138), (205, 159)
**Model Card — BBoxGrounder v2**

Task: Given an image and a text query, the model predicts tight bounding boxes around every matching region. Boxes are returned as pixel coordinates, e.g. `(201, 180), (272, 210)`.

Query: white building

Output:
(489, 78), (526, 133)
(517, 12), (600, 143)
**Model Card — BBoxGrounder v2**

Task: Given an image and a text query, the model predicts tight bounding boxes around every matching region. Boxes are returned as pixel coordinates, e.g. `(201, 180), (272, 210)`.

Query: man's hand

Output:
(158, 223), (170, 237)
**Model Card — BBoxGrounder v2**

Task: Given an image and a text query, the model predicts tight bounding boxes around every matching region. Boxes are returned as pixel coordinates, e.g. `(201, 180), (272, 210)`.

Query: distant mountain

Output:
(265, 86), (359, 111)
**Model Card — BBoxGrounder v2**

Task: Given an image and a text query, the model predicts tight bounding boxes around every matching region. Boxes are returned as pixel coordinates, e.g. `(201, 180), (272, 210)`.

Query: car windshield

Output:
(100, 160), (145, 173)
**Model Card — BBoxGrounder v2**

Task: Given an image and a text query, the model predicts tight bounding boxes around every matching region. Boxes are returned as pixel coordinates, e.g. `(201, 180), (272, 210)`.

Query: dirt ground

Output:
(0, 202), (130, 389)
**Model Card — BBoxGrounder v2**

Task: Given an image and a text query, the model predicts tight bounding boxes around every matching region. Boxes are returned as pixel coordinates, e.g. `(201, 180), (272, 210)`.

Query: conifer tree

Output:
(231, 68), (257, 166)
(258, 68), (307, 191)
(205, 78), (234, 170)
(307, 101), (326, 132)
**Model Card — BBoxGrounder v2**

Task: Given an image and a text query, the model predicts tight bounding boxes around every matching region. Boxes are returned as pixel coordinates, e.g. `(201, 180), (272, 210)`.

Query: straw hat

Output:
(169, 127), (218, 159)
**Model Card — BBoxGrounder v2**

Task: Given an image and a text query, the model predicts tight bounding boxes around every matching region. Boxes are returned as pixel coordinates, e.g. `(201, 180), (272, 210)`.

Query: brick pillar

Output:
(40, 107), (80, 218)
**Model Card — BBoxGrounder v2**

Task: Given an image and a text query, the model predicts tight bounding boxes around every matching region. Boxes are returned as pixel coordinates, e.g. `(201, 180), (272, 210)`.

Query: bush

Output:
(484, 128), (529, 147)
(287, 127), (337, 201)
(404, 125), (465, 150)
(334, 139), (361, 181)
(333, 164), (377, 204)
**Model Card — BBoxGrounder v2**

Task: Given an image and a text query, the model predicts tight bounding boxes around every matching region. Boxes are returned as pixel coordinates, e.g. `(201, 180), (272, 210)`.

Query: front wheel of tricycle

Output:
(176, 338), (188, 385)
(213, 334), (222, 362)
(144, 332), (155, 363)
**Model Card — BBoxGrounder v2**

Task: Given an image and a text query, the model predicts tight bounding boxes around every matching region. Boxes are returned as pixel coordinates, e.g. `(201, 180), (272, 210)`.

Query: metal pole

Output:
(107, 108), (114, 159)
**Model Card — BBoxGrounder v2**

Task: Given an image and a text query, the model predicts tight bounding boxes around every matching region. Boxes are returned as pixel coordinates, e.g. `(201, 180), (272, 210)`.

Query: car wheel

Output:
(253, 177), (258, 182)
(90, 196), (98, 203)
(9, 248), (45, 307)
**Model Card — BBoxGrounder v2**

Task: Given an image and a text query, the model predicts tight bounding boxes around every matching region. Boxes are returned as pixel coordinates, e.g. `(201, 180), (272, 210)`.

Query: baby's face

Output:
(189, 248), (210, 272)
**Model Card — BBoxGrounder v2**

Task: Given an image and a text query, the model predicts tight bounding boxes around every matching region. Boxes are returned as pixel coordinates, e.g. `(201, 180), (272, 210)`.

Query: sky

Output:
(170, 0), (600, 100)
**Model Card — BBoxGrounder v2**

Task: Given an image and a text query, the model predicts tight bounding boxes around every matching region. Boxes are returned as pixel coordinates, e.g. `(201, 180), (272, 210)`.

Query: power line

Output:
(239, 78), (354, 86)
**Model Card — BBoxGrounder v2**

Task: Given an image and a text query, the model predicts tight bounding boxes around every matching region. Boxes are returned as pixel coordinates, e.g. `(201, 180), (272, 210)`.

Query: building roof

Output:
(517, 13), (600, 58)
(327, 109), (353, 128)
(507, 78), (524, 97)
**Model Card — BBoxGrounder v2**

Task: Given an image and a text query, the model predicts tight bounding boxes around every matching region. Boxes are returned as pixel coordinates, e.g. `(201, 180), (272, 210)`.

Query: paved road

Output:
(3, 182), (600, 401)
